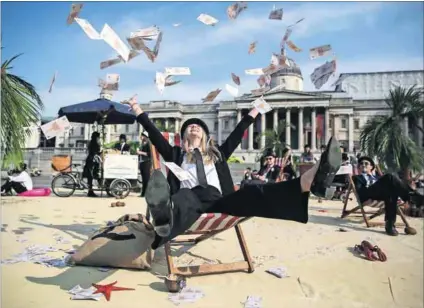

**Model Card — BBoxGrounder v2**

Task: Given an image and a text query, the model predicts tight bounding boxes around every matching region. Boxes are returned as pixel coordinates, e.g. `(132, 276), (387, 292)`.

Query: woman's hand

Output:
(121, 95), (143, 116)
(248, 108), (259, 119)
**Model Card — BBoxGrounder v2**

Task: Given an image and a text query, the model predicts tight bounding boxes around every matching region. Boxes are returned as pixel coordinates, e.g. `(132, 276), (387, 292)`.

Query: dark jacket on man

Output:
(352, 173), (382, 202)
(258, 165), (282, 183)
(114, 142), (131, 154)
(136, 112), (254, 196)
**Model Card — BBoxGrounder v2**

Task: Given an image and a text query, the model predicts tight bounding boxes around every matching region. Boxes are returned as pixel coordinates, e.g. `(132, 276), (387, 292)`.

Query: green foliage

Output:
(103, 141), (140, 155)
(255, 119), (294, 161)
(1, 54), (43, 168)
(227, 155), (243, 163)
(360, 85), (424, 177)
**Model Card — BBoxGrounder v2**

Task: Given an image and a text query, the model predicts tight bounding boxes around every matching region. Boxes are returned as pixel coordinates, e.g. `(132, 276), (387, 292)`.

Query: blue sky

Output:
(2, 1), (423, 116)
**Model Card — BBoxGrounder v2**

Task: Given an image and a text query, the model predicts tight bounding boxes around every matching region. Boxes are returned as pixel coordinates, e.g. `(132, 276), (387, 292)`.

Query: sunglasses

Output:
(266, 157), (274, 160)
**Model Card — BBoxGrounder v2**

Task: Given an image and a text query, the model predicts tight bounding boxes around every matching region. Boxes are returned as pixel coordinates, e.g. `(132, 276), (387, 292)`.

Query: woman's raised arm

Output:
(219, 108), (259, 160)
(122, 96), (173, 161)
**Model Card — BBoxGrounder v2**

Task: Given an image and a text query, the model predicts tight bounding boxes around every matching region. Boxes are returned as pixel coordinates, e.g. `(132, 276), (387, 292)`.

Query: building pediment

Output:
(239, 89), (332, 101)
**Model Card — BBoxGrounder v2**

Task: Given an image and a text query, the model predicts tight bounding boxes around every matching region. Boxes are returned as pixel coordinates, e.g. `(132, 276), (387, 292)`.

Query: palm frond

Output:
(1, 53), (43, 166)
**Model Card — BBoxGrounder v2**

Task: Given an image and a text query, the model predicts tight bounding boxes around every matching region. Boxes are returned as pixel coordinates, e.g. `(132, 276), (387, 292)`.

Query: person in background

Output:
(1, 163), (32, 196)
(137, 131), (152, 197)
(332, 153), (351, 199)
(341, 153), (350, 166)
(255, 149), (281, 183)
(300, 144), (315, 163)
(353, 156), (424, 236)
(83, 132), (102, 197)
(114, 134), (131, 154)
(280, 147), (296, 180)
(243, 167), (253, 181)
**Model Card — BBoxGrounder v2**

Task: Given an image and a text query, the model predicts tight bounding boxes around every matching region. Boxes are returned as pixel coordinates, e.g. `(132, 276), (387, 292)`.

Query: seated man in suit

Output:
(114, 134), (131, 154)
(254, 150), (281, 183)
(353, 156), (424, 236)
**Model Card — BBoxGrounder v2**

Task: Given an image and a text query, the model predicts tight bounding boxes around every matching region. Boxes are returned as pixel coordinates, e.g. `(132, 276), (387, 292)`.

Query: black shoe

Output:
(385, 221), (399, 236)
(311, 137), (342, 198)
(145, 170), (173, 237)
(87, 190), (98, 197)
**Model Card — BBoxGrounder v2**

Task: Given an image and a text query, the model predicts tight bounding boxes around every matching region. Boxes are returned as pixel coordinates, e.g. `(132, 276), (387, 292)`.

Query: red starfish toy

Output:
(92, 281), (135, 301)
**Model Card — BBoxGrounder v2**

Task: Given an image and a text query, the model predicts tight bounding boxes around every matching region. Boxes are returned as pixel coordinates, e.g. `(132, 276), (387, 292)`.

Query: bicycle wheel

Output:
(51, 174), (77, 197)
(108, 178), (131, 199)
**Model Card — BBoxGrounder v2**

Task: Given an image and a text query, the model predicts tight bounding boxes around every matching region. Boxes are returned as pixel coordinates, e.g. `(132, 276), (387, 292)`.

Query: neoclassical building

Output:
(28, 61), (424, 163)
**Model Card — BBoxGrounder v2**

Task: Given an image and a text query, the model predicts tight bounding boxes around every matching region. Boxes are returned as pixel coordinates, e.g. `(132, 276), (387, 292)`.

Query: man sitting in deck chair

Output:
(253, 149), (281, 183)
(123, 97), (342, 250)
(353, 156), (424, 236)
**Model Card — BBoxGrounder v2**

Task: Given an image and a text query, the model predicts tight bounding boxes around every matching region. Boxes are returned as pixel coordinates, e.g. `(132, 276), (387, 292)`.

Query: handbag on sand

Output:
(70, 214), (155, 270)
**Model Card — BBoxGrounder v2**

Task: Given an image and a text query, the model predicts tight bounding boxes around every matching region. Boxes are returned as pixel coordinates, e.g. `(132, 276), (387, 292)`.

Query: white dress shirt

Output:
(10, 171), (33, 190)
(180, 155), (222, 193)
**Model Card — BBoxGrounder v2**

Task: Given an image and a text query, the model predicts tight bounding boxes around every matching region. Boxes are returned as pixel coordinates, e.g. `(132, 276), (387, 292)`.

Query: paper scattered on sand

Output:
(1, 244), (65, 266)
(197, 13), (219, 26)
(243, 296), (263, 308)
(168, 287), (205, 305)
(69, 285), (103, 301)
(266, 266), (289, 278)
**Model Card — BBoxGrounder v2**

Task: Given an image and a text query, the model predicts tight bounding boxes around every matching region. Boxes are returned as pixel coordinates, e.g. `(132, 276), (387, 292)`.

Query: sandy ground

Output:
(1, 194), (423, 308)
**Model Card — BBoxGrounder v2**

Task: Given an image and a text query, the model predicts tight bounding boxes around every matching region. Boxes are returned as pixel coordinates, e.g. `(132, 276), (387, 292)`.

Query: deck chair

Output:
(148, 133), (254, 277)
(341, 165), (409, 228)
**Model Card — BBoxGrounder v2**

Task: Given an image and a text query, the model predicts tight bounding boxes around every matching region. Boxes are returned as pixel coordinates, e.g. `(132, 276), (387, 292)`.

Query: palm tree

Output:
(1, 54), (43, 167)
(255, 119), (295, 159)
(360, 85), (424, 179)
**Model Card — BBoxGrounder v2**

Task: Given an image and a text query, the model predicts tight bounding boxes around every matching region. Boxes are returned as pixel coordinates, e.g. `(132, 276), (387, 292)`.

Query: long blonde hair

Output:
(183, 129), (222, 164)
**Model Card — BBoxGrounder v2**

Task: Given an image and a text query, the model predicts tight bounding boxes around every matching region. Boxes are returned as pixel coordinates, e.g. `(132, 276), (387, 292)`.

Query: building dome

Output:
(270, 58), (304, 91)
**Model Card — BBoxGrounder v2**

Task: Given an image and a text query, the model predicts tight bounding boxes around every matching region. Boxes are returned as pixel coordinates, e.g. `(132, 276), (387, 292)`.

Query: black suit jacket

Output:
(114, 142), (131, 154)
(352, 173), (381, 202)
(137, 113), (255, 196)
(139, 141), (152, 163)
(258, 165), (281, 183)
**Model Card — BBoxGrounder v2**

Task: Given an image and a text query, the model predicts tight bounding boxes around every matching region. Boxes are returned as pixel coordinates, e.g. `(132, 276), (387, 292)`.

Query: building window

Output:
(354, 119), (360, 130)
(224, 120), (229, 130)
(113, 125), (117, 133)
(125, 125), (129, 133)
(80, 127), (85, 136)
(329, 119), (332, 129)
(341, 118), (347, 129)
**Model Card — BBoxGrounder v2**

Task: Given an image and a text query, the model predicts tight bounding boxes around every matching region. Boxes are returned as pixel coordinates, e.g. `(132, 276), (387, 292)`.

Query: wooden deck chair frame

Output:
(148, 140), (254, 277)
(341, 165), (408, 228)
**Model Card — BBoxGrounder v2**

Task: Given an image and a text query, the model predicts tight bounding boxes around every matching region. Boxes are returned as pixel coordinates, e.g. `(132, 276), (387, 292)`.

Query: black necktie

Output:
(193, 148), (208, 187)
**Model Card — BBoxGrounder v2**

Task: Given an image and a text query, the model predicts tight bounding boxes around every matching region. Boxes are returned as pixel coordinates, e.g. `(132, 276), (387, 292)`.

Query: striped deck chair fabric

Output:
(148, 132), (254, 279)
(341, 165), (409, 228)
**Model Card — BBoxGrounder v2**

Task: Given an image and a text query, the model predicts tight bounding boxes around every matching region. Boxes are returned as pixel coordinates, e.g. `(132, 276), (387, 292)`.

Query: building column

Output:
(325, 108), (330, 142)
(165, 118), (169, 130)
(311, 108), (317, 150)
(237, 109), (242, 150)
(348, 114), (354, 152)
(248, 124), (254, 150)
(298, 107), (304, 150)
(218, 117), (223, 145)
(418, 117), (423, 147)
(261, 113), (266, 149)
(403, 117), (409, 137)
(285, 108), (291, 146)
(175, 118), (180, 134)
(273, 108), (278, 131)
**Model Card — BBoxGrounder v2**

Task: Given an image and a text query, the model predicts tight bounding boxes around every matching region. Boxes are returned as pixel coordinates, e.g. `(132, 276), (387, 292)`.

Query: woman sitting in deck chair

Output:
(122, 97), (342, 249)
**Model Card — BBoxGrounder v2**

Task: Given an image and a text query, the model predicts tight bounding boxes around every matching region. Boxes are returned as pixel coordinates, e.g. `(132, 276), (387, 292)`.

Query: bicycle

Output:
(51, 163), (131, 198)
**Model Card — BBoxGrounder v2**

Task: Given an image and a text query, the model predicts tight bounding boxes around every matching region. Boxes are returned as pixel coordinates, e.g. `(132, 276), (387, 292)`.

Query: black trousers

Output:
(283, 165), (296, 180)
(359, 173), (411, 222)
(139, 161), (151, 197)
(1, 181), (27, 194)
(151, 178), (310, 249)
